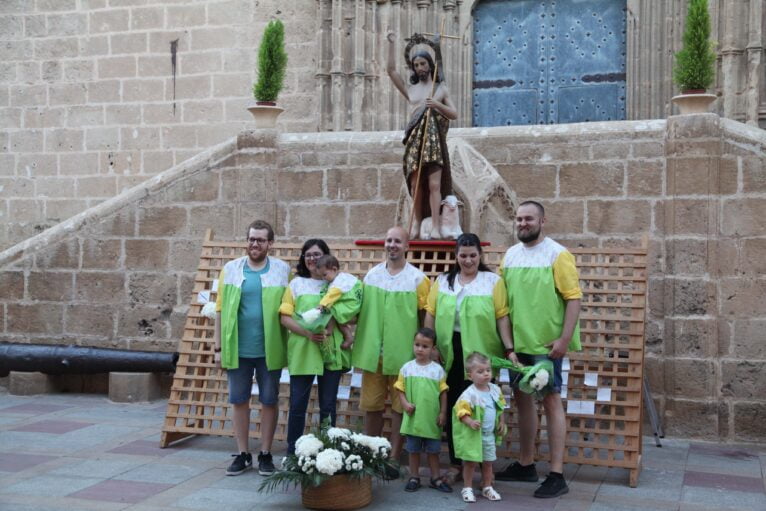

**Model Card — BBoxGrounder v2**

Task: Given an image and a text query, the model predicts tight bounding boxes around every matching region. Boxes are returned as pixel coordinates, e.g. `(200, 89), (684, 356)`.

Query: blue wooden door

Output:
(473, 0), (627, 126)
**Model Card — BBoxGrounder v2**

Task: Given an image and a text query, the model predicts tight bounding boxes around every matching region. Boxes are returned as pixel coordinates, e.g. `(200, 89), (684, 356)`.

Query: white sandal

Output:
(461, 487), (476, 503)
(482, 486), (502, 501)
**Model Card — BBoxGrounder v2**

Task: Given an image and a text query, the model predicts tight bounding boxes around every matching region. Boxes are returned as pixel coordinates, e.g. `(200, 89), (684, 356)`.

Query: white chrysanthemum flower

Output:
(295, 434), (324, 458)
(327, 427), (352, 440)
(340, 441), (350, 451)
(315, 448), (344, 475)
(301, 307), (322, 322)
(344, 454), (363, 472)
(201, 301), (217, 319)
(531, 369), (549, 390)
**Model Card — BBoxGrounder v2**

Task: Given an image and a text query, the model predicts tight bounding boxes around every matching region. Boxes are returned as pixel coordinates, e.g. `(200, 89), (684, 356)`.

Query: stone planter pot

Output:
(302, 474), (372, 510)
(671, 92), (716, 115)
(247, 103), (284, 128)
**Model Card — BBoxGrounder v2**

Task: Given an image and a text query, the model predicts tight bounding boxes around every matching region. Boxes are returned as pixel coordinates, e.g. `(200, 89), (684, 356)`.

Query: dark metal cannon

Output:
(0, 343), (178, 377)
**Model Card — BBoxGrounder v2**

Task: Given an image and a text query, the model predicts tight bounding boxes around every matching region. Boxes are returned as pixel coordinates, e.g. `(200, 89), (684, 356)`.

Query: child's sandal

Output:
(404, 477), (421, 492)
(461, 487), (476, 503)
(482, 486), (502, 501)
(429, 477), (452, 493)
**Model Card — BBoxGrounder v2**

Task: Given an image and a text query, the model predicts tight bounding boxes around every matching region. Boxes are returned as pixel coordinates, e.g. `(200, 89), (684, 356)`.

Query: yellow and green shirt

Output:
(500, 237), (583, 355)
(351, 262), (430, 375)
(279, 276), (355, 375)
(426, 271), (509, 374)
(452, 383), (506, 462)
(318, 271), (363, 324)
(394, 360), (448, 440)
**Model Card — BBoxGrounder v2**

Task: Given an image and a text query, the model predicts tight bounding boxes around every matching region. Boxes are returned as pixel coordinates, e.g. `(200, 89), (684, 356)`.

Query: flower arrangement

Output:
(491, 356), (554, 397)
(259, 421), (398, 493)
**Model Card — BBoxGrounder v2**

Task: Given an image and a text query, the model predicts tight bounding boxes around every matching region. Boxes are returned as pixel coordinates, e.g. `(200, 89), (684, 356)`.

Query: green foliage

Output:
(673, 0), (716, 91)
(253, 19), (288, 102)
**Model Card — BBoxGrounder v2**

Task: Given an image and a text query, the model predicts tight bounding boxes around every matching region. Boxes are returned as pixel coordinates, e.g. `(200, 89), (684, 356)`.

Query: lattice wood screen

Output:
(161, 231), (647, 486)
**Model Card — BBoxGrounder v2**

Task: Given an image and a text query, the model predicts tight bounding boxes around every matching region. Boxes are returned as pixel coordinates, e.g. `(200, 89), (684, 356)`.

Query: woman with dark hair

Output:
(424, 233), (514, 471)
(279, 239), (358, 454)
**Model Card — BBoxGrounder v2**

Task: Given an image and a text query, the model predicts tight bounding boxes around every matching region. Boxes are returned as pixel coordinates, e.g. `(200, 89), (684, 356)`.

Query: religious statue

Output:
(386, 31), (458, 240)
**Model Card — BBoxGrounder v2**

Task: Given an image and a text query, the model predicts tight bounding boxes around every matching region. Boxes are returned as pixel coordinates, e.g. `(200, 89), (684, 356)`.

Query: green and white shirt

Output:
(394, 360), (448, 440)
(279, 276), (353, 375)
(426, 271), (509, 374)
(352, 262), (430, 375)
(452, 383), (506, 462)
(318, 272), (363, 324)
(215, 256), (290, 370)
(500, 237), (583, 355)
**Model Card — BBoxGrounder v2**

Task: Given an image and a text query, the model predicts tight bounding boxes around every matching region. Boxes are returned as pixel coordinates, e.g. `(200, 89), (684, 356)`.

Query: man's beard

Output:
(518, 227), (541, 243)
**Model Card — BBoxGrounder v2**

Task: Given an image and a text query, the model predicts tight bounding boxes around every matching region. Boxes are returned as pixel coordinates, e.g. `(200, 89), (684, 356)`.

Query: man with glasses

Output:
(214, 220), (291, 476)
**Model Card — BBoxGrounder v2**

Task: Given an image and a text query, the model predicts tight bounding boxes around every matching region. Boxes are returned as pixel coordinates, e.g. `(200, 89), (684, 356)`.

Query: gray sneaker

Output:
(257, 452), (275, 476)
(226, 452), (252, 476)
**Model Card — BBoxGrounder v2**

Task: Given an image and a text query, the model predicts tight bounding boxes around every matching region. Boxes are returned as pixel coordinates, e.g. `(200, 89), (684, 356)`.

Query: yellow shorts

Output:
(360, 358), (403, 414)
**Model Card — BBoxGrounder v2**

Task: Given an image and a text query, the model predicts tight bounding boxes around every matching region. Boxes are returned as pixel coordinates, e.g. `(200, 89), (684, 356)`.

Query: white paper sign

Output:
(211, 279), (219, 293)
(560, 385), (568, 399)
(251, 383), (259, 396)
(350, 372), (363, 388)
(280, 369), (290, 384)
(584, 372), (599, 387)
(597, 387), (612, 402)
(562, 370), (570, 386)
(337, 386), (351, 400)
(499, 370), (510, 383)
(196, 290), (210, 304)
(562, 357), (571, 371)
(566, 399), (595, 415)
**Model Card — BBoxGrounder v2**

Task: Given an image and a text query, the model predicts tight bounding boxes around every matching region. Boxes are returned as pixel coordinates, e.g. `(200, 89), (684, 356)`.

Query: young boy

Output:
(316, 255), (362, 349)
(393, 327), (452, 493)
(453, 352), (507, 503)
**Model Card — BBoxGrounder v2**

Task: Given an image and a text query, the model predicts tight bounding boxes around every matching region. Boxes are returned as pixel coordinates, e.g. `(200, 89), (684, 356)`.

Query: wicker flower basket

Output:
(302, 474), (372, 510)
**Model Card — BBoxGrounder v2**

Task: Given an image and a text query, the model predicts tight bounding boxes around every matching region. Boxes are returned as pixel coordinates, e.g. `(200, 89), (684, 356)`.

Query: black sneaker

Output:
(533, 473), (569, 498)
(257, 451), (275, 476)
(495, 461), (539, 482)
(226, 452), (252, 476)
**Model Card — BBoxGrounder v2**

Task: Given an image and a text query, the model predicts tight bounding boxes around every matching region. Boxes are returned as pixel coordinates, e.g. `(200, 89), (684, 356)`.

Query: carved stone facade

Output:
(315, 0), (766, 130)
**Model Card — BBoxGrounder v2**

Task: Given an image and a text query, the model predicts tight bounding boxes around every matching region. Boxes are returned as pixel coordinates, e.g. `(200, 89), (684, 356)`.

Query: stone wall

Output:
(0, 0), (316, 250)
(0, 115), (764, 443)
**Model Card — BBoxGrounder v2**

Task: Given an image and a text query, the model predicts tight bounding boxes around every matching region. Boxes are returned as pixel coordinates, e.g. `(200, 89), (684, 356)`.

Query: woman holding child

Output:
(279, 239), (360, 454)
(424, 233), (514, 470)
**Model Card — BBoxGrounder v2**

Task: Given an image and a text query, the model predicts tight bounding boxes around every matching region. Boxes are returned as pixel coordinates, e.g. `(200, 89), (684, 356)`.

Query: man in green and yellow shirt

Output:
(496, 201), (582, 499)
(214, 220), (290, 477)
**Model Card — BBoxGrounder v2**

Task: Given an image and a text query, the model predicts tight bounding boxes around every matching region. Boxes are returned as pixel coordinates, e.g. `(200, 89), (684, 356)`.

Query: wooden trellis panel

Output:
(161, 232), (647, 486)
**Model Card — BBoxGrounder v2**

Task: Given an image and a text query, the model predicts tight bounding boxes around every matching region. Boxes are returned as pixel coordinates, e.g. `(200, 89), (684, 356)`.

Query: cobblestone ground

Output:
(0, 392), (764, 511)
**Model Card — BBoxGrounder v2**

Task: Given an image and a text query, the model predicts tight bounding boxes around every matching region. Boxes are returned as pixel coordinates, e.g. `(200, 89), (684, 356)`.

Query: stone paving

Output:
(0, 392), (764, 511)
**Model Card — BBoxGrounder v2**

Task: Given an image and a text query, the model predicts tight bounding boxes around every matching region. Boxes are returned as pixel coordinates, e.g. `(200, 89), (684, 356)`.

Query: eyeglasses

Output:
(304, 253), (324, 260)
(248, 238), (270, 245)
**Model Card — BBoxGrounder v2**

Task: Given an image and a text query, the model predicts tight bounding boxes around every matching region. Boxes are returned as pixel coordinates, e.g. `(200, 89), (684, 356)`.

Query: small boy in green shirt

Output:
(394, 327), (452, 493)
(453, 351), (507, 503)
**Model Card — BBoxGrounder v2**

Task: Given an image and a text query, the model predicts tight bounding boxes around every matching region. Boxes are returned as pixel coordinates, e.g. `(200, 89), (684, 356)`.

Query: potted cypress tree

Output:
(671, 0), (717, 114)
(248, 19), (288, 128)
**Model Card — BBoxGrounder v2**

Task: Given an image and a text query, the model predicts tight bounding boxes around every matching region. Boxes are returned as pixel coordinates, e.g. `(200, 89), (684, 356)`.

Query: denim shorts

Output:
(405, 435), (442, 454)
(227, 357), (280, 405)
(510, 353), (563, 394)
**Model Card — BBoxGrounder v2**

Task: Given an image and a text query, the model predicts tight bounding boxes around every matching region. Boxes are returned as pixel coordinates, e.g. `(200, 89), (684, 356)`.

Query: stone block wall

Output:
(0, 0), (316, 251)
(1, 116), (764, 443)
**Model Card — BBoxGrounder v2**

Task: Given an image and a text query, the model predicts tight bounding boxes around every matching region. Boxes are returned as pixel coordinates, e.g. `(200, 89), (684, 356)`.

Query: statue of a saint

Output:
(387, 31), (458, 240)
